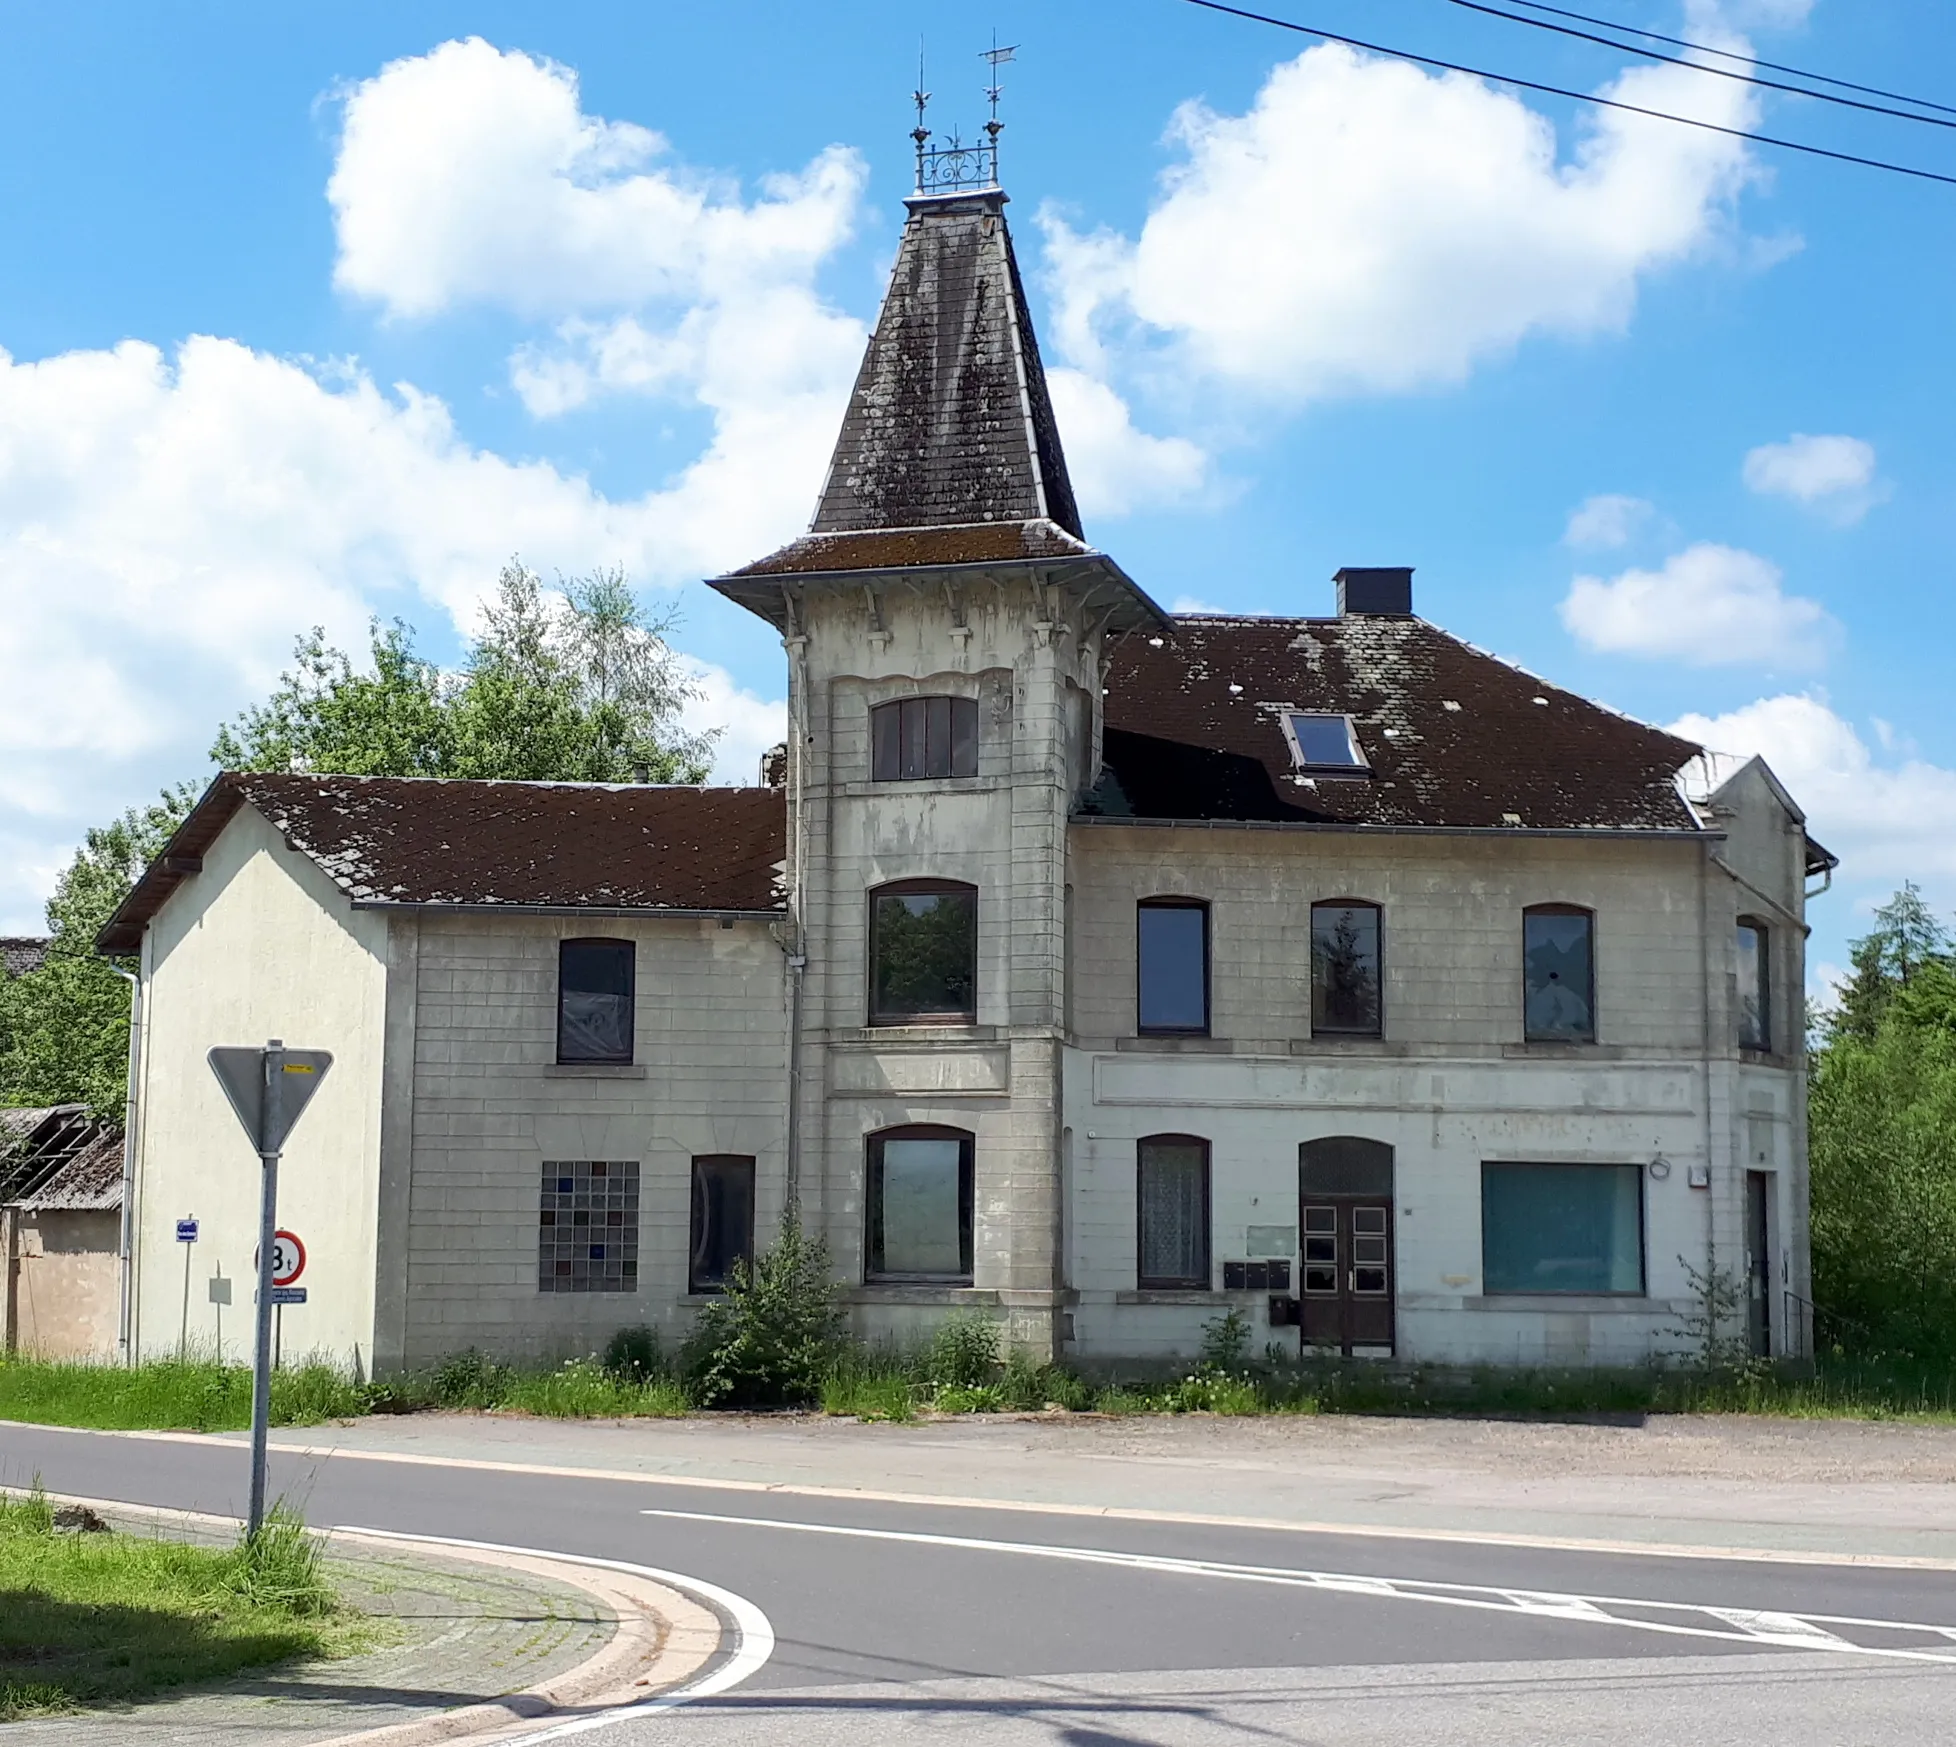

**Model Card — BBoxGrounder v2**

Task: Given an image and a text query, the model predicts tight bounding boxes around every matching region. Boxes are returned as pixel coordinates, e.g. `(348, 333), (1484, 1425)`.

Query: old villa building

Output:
(102, 147), (1832, 1377)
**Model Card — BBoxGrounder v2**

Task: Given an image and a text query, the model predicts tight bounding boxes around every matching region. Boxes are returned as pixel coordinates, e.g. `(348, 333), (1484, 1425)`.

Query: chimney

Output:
(1335, 567), (1414, 617)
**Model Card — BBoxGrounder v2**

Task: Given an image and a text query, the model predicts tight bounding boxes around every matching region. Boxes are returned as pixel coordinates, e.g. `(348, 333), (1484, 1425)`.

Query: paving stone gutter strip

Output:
(32, 1490), (724, 1747)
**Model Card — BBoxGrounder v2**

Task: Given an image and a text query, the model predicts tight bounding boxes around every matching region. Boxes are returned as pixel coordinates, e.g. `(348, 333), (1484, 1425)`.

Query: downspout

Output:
(782, 606), (812, 1214)
(113, 965), (141, 1366)
(1697, 845), (1719, 1347)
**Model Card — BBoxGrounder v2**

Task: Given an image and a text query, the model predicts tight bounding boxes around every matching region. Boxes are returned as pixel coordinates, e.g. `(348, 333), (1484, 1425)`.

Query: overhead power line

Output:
(1491, 0), (1956, 120)
(1445, 0), (1956, 133)
(1175, 0), (1956, 189)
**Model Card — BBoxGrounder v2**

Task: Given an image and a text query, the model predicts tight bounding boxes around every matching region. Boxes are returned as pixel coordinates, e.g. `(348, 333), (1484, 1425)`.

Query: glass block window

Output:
(1523, 905), (1595, 1043)
(1481, 1161), (1643, 1295)
(1137, 1135), (1210, 1290)
(539, 1160), (639, 1293)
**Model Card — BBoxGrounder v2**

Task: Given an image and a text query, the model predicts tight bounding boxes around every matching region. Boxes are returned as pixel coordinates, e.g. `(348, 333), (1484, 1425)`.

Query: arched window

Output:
(1137, 1134), (1211, 1289)
(871, 696), (978, 780)
(868, 880), (977, 1025)
(867, 1125), (974, 1281)
(1310, 900), (1382, 1036)
(1522, 905), (1595, 1043)
(1737, 918), (1771, 1051)
(557, 938), (635, 1063)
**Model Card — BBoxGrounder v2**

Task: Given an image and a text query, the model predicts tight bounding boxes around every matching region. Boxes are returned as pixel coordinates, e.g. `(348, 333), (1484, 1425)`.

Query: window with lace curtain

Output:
(1137, 1135), (1211, 1290)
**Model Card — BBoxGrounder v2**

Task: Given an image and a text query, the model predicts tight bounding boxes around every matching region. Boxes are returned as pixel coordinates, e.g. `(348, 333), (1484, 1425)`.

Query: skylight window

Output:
(1284, 713), (1367, 773)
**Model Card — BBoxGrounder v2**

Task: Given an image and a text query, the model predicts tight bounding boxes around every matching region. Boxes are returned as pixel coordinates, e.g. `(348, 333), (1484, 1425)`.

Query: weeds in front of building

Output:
(0, 1483), (357, 1718)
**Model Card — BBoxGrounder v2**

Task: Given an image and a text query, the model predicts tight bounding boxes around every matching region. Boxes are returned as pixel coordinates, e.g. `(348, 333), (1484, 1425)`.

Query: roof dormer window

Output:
(1283, 712), (1367, 775)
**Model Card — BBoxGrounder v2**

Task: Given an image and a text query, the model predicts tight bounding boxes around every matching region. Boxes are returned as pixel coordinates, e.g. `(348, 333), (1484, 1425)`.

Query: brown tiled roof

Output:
(811, 190), (1081, 539)
(100, 774), (787, 954)
(1088, 615), (1704, 832)
(2, 938), (48, 978)
(729, 518), (1095, 578)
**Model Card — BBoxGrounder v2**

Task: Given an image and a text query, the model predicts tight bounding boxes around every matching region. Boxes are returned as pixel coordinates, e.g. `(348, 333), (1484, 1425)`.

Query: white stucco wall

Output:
(131, 805), (388, 1370)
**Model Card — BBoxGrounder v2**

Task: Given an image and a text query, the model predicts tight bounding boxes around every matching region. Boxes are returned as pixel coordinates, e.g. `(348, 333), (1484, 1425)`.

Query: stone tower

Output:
(713, 179), (1163, 1357)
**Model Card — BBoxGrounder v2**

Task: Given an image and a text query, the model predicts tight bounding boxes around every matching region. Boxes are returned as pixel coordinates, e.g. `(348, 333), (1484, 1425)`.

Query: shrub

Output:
(683, 1211), (846, 1408)
(924, 1312), (1000, 1389)
(1198, 1309), (1251, 1375)
(602, 1325), (665, 1385)
(431, 1349), (512, 1410)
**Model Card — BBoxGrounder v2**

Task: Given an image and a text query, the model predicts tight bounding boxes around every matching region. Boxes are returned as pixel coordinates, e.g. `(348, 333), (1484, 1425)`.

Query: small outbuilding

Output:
(2, 1106), (125, 1360)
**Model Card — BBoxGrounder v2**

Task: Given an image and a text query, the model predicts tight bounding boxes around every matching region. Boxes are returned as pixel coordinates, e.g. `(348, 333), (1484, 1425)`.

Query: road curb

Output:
(19, 1489), (725, 1747)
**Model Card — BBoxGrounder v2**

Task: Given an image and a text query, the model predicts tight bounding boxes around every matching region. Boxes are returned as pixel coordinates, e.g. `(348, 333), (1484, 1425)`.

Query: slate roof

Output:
(2, 938), (48, 978)
(1086, 614), (1706, 833)
(811, 189), (1080, 539)
(99, 773), (788, 954)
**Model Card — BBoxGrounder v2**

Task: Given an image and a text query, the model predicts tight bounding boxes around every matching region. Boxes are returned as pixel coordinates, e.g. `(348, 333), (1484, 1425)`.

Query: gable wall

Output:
(132, 805), (388, 1369)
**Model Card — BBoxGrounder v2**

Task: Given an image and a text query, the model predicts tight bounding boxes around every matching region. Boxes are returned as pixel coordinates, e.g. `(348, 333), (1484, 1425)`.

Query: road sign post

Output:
(208, 1039), (331, 1538)
(177, 1216), (197, 1359)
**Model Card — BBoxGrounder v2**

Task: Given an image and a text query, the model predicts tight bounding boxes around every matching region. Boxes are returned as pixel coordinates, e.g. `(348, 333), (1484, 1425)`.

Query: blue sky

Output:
(2, 0), (1952, 985)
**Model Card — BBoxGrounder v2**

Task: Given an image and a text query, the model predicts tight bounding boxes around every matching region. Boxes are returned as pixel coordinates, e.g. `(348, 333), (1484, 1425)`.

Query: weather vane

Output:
(913, 36), (1018, 196)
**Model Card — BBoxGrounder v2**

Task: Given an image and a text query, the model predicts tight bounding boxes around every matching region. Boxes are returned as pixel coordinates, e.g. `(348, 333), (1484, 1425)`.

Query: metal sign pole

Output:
(247, 1040), (284, 1541)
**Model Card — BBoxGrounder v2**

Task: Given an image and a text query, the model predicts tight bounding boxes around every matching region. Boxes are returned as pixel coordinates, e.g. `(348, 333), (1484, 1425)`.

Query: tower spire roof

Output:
(808, 185), (1081, 539)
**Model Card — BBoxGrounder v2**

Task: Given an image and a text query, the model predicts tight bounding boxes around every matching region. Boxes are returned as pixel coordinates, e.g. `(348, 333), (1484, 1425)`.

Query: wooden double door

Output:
(1299, 1138), (1396, 1356)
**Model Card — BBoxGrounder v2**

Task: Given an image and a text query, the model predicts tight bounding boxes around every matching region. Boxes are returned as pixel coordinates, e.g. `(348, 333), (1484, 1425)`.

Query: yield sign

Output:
(208, 1045), (333, 1155)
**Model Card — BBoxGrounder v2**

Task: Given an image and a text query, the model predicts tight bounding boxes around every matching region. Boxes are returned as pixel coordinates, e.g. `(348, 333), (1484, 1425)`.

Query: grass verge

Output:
(0, 1489), (364, 1719)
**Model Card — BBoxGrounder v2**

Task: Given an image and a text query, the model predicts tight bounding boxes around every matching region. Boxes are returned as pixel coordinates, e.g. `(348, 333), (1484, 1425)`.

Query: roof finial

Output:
(912, 39), (932, 195)
(912, 36), (1017, 197)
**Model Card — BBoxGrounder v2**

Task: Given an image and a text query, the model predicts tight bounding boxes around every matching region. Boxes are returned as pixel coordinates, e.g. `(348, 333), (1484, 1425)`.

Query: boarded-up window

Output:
(1137, 1135), (1210, 1289)
(872, 697), (979, 780)
(539, 1160), (639, 1293)
(867, 1126), (973, 1281)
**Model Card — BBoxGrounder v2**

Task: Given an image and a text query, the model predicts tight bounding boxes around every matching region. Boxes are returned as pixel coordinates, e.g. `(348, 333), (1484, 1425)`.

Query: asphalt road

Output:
(6, 1420), (1955, 1744)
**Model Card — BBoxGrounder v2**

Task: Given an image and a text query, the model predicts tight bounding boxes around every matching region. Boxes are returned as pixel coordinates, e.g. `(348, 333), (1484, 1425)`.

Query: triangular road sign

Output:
(208, 1045), (334, 1156)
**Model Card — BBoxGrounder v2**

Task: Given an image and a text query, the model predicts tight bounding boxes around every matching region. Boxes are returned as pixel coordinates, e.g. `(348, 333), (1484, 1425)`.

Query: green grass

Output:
(0, 1490), (365, 1719)
(8, 1350), (1956, 1434)
(0, 1356), (367, 1433)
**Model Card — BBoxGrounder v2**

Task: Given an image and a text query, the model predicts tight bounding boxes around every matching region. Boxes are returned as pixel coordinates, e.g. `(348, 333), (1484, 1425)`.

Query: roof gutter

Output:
(346, 900), (785, 921)
(1070, 815), (1722, 845)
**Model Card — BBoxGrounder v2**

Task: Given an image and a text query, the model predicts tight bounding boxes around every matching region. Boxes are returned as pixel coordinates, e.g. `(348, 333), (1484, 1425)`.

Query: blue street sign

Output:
(270, 1286), (307, 1305)
(176, 1219), (199, 1243)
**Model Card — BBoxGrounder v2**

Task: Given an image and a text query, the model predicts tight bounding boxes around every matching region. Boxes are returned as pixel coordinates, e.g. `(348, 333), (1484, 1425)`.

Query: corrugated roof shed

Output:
(101, 774), (788, 954)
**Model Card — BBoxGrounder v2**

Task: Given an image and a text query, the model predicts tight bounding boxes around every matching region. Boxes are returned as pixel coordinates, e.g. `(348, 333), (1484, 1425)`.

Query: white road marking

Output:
(638, 1506), (1956, 1667)
(340, 1526), (775, 1742)
(26, 1419), (1956, 1574)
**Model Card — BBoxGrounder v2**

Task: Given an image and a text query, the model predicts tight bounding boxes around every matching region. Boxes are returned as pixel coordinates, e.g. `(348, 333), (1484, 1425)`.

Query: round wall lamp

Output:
(1648, 1156), (1672, 1181)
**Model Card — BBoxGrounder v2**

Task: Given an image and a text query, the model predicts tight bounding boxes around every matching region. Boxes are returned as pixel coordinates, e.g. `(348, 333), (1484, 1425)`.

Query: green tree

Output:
(1809, 885), (1956, 1354)
(0, 789), (196, 1114)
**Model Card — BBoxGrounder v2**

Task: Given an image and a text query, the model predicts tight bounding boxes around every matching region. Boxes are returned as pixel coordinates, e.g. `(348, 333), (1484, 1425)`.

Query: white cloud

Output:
(1565, 493), (1655, 550)
(1742, 433), (1882, 522)
(1042, 34), (1759, 408)
(1170, 595), (1226, 615)
(1561, 542), (1835, 666)
(679, 659), (785, 788)
(0, 335), (824, 932)
(1669, 694), (1956, 895)
(1045, 368), (1207, 518)
(329, 38), (864, 321)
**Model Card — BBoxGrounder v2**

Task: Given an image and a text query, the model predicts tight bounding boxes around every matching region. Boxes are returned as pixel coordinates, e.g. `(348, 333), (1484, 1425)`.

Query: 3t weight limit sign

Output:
(254, 1230), (306, 1288)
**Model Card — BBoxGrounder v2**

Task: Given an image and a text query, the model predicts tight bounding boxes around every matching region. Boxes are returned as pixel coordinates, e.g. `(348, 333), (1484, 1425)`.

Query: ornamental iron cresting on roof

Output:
(913, 41), (1017, 196)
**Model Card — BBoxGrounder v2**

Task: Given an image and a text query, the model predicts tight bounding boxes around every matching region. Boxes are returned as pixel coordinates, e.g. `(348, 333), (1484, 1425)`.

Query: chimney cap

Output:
(1335, 567), (1414, 617)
